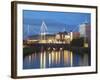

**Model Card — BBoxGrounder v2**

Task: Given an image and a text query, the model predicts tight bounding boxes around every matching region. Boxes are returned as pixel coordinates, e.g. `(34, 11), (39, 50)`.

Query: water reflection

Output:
(23, 49), (90, 69)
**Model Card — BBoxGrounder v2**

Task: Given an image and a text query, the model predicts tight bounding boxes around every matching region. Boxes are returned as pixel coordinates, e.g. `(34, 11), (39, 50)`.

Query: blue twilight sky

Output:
(23, 10), (91, 39)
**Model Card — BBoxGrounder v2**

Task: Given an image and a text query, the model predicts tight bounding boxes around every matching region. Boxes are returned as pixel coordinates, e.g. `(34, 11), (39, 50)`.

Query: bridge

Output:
(23, 43), (90, 57)
(26, 43), (70, 51)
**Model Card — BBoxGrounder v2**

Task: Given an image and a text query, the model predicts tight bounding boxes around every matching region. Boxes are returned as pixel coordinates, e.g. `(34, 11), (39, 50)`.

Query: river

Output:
(23, 49), (90, 69)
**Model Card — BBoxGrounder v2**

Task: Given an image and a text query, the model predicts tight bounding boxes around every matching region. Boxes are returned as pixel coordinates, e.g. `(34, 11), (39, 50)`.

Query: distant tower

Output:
(40, 21), (48, 40)
(79, 23), (87, 37)
(79, 22), (90, 47)
(79, 22), (90, 38)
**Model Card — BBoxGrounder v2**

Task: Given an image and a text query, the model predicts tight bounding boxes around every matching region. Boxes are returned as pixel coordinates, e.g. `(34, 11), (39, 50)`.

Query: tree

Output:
(70, 37), (84, 47)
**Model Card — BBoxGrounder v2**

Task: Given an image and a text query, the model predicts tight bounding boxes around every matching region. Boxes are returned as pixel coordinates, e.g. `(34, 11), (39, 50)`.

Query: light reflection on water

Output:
(23, 49), (90, 69)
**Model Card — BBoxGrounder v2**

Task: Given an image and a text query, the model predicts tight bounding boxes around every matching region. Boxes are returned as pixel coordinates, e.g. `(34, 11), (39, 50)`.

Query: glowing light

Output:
(28, 55), (31, 63)
(48, 40), (52, 43)
(40, 53), (43, 68)
(70, 51), (73, 67)
(60, 48), (63, 50)
(53, 48), (56, 50)
(43, 52), (46, 68)
(49, 53), (51, 67)
(64, 50), (69, 65)
(51, 51), (55, 64)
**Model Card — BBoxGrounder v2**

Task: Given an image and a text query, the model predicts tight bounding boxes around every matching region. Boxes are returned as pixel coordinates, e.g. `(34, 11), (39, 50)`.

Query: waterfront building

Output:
(68, 32), (80, 41)
(79, 23), (91, 47)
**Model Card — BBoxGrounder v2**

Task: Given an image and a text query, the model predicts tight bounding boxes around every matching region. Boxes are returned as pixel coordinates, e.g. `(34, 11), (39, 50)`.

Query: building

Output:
(55, 31), (71, 44)
(79, 23), (91, 47)
(68, 32), (80, 41)
(79, 23), (90, 38)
